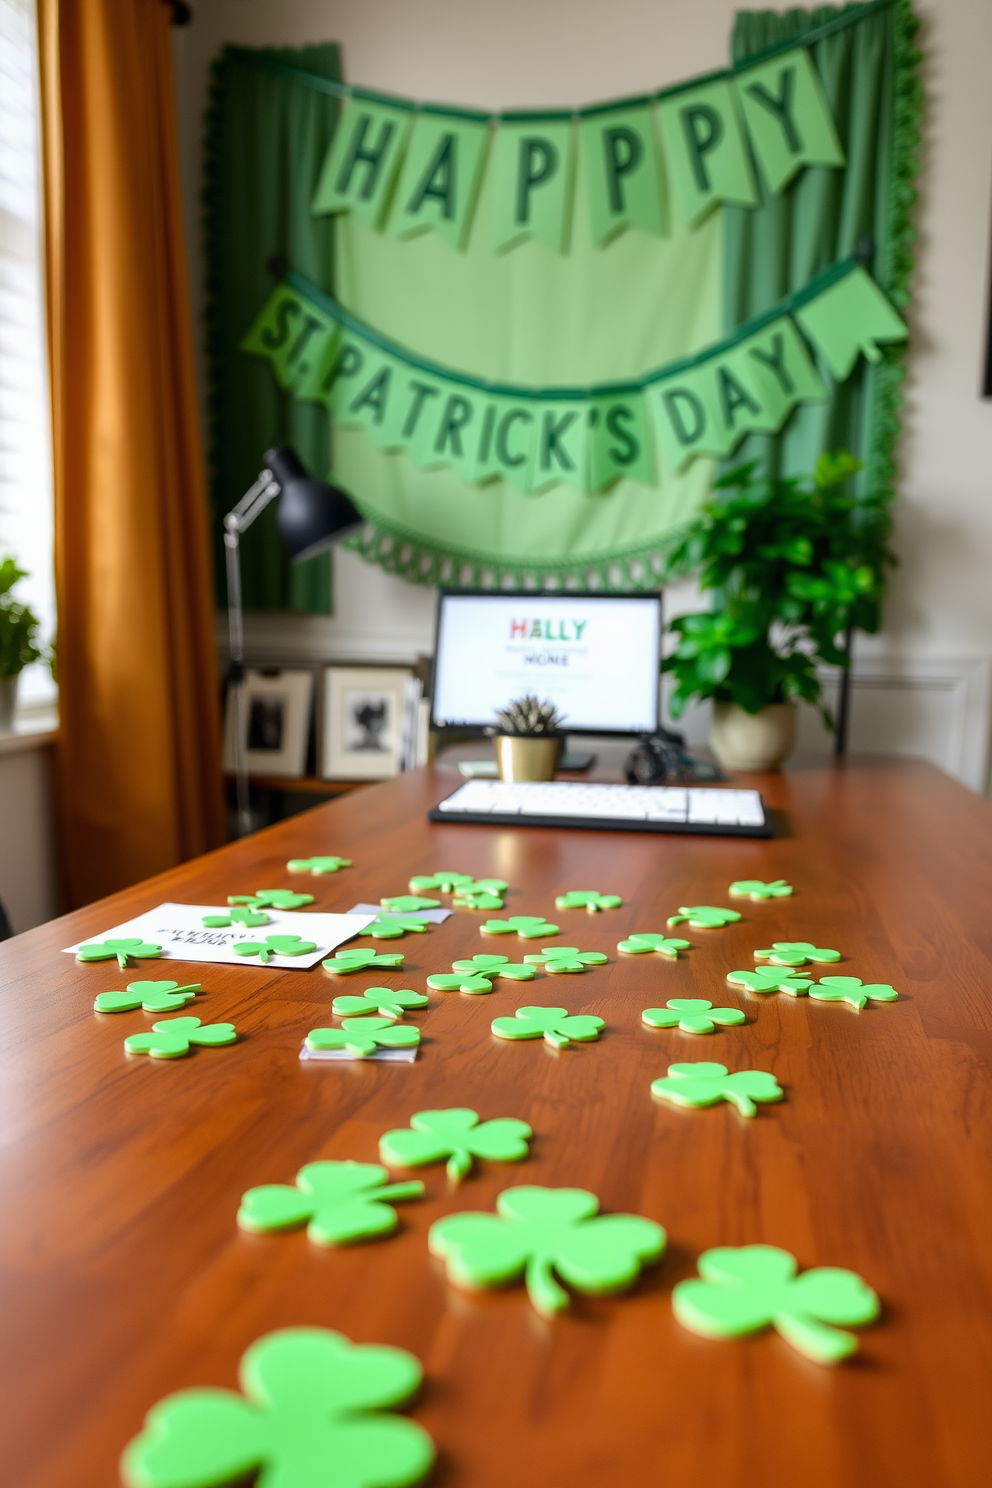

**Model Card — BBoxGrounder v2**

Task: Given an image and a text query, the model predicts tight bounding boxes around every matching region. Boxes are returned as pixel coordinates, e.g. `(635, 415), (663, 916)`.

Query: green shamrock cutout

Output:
(618, 933), (690, 959)
(286, 855), (352, 874)
(729, 878), (793, 900)
(428, 1186), (665, 1317)
(359, 915), (429, 940)
(810, 976), (899, 1010)
(481, 916), (559, 939)
(202, 907), (269, 928)
(555, 891), (622, 913)
(651, 1062), (783, 1117)
(94, 980), (200, 1014)
(379, 1108), (533, 1182)
(331, 987), (429, 1018)
(77, 938), (162, 969)
(641, 1000), (746, 1035)
(523, 946), (608, 974)
(306, 1018), (420, 1058)
(322, 949), (404, 975)
(230, 889), (315, 910)
(754, 940), (841, 967)
(426, 954), (533, 994)
(726, 967), (813, 996)
(491, 1005), (605, 1050)
(234, 934), (317, 965)
(666, 906), (742, 929)
(451, 889), (504, 910)
(237, 1160), (424, 1245)
(124, 1016), (237, 1059)
(381, 894), (441, 913)
(672, 1245), (879, 1364)
(121, 1326), (435, 1488)
(409, 871), (475, 893)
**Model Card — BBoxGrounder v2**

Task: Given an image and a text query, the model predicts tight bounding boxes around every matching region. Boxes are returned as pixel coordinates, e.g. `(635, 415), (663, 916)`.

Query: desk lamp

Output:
(224, 446), (363, 837)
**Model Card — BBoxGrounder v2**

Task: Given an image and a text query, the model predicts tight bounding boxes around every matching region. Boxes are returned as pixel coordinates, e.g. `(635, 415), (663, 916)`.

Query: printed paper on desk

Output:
(63, 903), (376, 969)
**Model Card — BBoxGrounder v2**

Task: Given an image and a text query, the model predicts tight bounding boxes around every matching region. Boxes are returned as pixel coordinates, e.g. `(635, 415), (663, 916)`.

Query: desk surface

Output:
(3, 758), (992, 1488)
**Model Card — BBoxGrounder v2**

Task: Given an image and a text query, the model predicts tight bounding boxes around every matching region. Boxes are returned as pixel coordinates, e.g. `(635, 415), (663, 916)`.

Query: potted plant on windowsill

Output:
(487, 695), (565, 781)
(661, 453), (894, 771)
(0, 556), (45, 732)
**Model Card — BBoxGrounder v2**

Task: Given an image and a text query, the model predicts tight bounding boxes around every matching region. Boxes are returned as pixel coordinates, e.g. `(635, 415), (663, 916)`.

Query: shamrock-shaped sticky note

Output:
(331, 987), (429, 1018)
(380, 1108), (533, 1182)
(231, 889), (315, 910)
(810, 976), (899, 1010)
(237, 1160), (424, 1245)
(381, 895), (441, 913)
(451, 889), (505, 910)
(726, 968), (812, 996)
(555, 891), (622, 913)
(666, 906), (741, 929)
(491, 1006), (604, 1050)
(409, 872), (475, 893)
(202, 907), (269, 928)
(641, 1000), (745, 1035)
(359, 915), (430, 940)
(672, 1245), (879, 1364)
(121, 1327), (435, 1488)
(481, 916), (559, 939)
(234, 934), (316, 965)
(77, 938), (162, 969)
(523, 946), (608, 974)
(729, 878), (793, 900)
(651, 1062), (783, 1117)
(322, 949), (404, 976)
(427, 954), (536, 996)
(306, 1018), (420, 1059)
(94, 980), (200, 1014)
(429, 1185), (665, 1317)
(287, 856), (352, 875)
(754, 941), (840, 967)
(617, 933), (690, 959)
(124, 1016), (236, 1059)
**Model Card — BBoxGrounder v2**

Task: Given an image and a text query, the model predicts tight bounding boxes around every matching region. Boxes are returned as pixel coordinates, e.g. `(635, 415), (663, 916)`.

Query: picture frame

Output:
(223, 667), (314, 779)
(321, 666), (414, 780)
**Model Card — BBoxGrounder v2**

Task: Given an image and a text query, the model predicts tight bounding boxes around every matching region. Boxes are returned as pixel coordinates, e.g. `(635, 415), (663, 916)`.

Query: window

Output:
(0, 0), (55, 714)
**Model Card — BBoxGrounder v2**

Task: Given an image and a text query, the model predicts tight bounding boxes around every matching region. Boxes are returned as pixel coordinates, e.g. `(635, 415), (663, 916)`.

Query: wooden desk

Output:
(3, 758), (991, 1487)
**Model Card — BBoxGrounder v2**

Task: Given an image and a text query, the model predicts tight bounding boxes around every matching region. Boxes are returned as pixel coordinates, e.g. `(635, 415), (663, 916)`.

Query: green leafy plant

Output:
(809, 976), (898, 1010)
(672, 1245), (879, 1364)
(286, 856), (352, 874)
(726, 968), (812, 996)
(651, 1062), (782, 1117)
(322, 949), (404, 975)
(124, 1016), (236, 1059)
(234, 934), (316, 964)
(522, 946), (608, 974)
(306, 1018), (420, 1058)
(555, 891), (622, 913)
(491, 1006), (605, 1050)
(121, 1327), (435, 1488)
(661, 454), (895, 722)
(481, 916), (559, 939)
(666, 906), (741, 929)
(379, 1108), (533, 1182)
(94, 980), (200, 1014)
(331, 987), (429, 1018)
(729, 878), (793, 900)
(0, 556), (44, 677)
(77, 938), (162, 969)
(428, 1186), (665, 1316)
(617, 933), (690, 958)
(641, 1000), (745, 1035)
(754, 940), (840, 967)
(237, 1161), (424, 1244)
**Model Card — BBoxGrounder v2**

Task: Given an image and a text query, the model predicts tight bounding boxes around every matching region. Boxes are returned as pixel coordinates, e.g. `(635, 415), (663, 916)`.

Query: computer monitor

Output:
(430, 589), (662, 737)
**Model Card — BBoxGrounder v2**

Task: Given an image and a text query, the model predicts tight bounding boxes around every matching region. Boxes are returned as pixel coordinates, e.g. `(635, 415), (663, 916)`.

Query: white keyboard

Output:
(430, 780), (770, 837)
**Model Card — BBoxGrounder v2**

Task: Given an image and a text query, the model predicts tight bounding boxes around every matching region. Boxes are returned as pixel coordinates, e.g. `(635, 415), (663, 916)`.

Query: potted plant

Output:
(487, 695), (565, 781)
(661, 453), (894, 771)
(0, 556), (45, 731)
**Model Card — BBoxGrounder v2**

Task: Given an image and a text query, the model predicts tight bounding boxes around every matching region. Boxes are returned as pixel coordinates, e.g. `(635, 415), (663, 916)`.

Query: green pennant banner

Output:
(240, 259), (906, 490)
(389, 114), (490, 249)
(491, 120), (575, 252)
(735, 48), (845, 195)
(656, 80), (758, 226)
(311, 98), (411, 226)
(579, 107), (667, 244)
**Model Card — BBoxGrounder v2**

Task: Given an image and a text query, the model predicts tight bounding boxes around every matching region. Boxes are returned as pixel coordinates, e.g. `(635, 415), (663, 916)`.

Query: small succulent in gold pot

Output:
(487, 695), (565, 782)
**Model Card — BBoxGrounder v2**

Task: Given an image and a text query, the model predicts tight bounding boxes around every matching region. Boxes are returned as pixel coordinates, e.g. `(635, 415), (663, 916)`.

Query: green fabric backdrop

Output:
(204, 43), (341, 612)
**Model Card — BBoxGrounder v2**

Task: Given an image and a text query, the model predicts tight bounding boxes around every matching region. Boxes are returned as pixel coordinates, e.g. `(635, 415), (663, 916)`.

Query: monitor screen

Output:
(431, 591), (662, 735)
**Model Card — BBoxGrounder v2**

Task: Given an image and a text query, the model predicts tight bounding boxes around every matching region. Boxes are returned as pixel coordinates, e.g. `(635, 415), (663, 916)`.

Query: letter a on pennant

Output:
(389, 115), (490, 249)
(735, 49), (844, 194)
(491, 121), (574, 253)
(579, 106), (667, 244)
(658, 81), (757, 227)
(312, 99), (411, 227)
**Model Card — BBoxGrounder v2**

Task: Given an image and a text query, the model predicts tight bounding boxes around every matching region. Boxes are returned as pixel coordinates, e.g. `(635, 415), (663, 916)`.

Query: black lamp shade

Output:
(265, 446), (364, 561)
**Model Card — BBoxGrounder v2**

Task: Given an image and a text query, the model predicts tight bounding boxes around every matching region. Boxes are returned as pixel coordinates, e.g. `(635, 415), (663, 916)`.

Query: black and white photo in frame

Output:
(223, 668), (314, 779)
(322, 666), (414, 780)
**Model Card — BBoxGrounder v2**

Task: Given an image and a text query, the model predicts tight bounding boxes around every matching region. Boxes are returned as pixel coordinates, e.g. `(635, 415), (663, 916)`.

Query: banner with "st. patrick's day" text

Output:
(242, 262), (907, 492)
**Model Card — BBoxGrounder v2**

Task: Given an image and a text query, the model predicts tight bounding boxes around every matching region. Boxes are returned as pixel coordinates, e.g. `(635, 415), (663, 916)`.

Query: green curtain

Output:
(203, 44), (341, 612)
(724, 0), (921, 499)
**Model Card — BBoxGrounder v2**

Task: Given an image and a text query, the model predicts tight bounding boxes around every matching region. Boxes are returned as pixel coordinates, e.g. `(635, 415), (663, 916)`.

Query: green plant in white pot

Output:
(0, 556), (44, 731)
(661, 454), (894, 771)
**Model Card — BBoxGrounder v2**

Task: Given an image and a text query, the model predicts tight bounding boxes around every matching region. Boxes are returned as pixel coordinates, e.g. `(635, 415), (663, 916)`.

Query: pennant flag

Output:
(240, 285), (338, 392)
(735, 48), (845, 194)
(795, 266), (908, 379)
(424, 384), (488, 481)
(491, 120), (574, 253)
(587, 392), (654, 489)
(312, 99), (411, 227)
(527, 400), (589, 493)
(733, 319), (826, 426)
(579, 106), (667, 244)
(657, 80), (757, 227)
(650, 365), (725, 471)
(389, 114), (490, 249)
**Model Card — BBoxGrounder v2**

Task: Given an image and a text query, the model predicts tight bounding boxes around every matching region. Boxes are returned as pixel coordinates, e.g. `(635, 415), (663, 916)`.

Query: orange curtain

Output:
(38, 0), (225, 907)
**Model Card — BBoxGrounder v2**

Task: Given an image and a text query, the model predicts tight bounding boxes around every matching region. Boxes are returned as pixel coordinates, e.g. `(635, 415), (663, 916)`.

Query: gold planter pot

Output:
(493, 734), (562, 782)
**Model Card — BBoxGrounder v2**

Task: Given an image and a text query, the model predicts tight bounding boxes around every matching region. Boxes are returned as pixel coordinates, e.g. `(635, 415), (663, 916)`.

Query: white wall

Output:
(173, 0), (992, 792)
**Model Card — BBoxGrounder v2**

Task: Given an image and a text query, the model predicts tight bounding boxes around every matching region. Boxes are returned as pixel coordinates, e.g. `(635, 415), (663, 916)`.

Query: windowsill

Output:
(0, 705), (58, 757)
